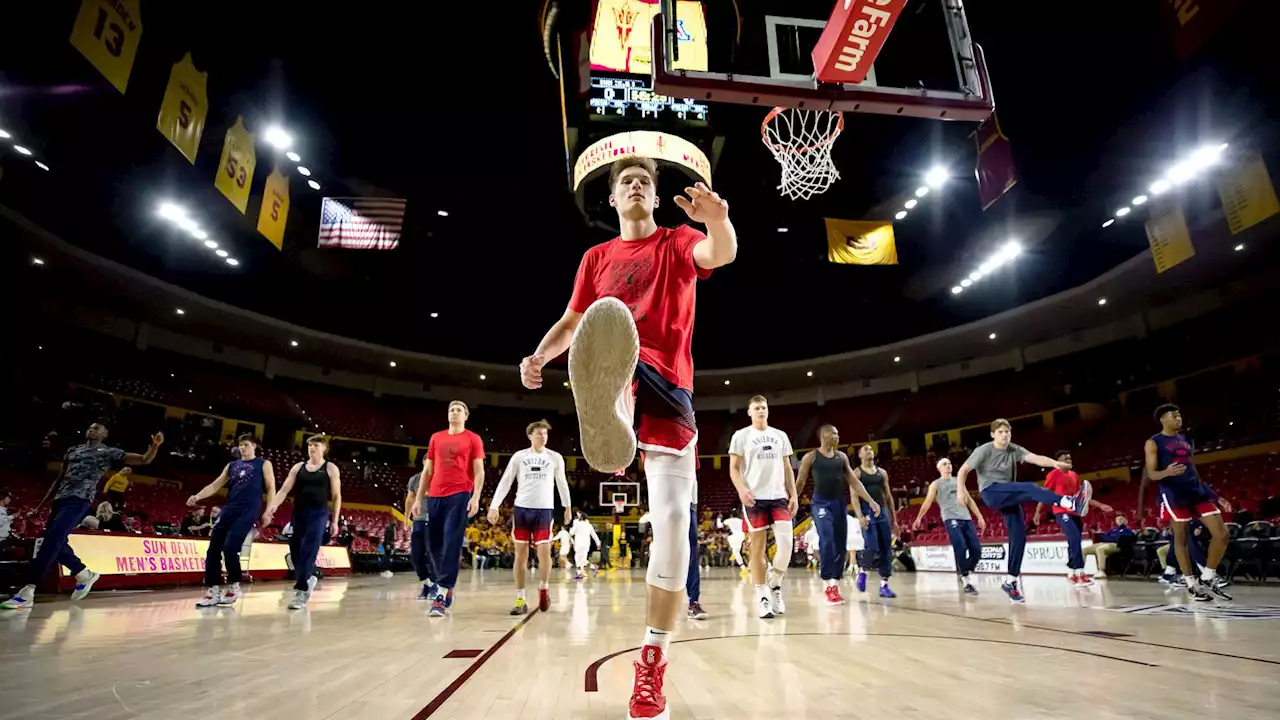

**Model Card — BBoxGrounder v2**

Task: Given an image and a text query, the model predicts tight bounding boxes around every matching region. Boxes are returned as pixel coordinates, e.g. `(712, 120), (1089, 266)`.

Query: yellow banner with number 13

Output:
(256, 169), (290, 250)
(156, 53), (208, 164)
(214, 117), (257, 214)
(69, 0), (142, 94)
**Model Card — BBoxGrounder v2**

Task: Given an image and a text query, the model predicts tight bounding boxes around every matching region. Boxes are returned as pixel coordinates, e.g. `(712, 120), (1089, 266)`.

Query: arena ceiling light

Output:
(904, 199), (917, 209)
(988, 332), (997, 340)
(1235, 243), (1245, 251)
(225, 258), (239, 266)
(290, 340), (299, 347)
(12, 145), (32, 156)
(952, 241), (1020, 297)
(389, 361), (397, 368)
(925, 166), (949, 188)
(723, 380), (731, 385)
(1115, 206), (1131, 217)
(1098, 297), (1107, 305)
(1102, 218), (1115, 228)
(307, 179), (320, 191)
(215, 249), (229, 258)
(777, 227), (788, 232)
(437, 210), (449, 217)
(893, 356), (901, 363)
(35, 161), (49, 171)
(263, 126), (293, 151)
(1149, 179), (1171, 196)
(286, 151), (301, 163)
(296, 165), (312, 177)
(479, 374), (487, 380)
(951, 285), (963, 294)
(429, 312), (439, 318)
(1132, 195), (1148, 206)
(175, 308), (186, 315)
(894, 210), (907, 220)
(914, 186), (930, 198)
(0, 128), (10, 139)
(31, 256), (45, 266)
(204, 240), (218, 249)
(806, 371), (814, 377)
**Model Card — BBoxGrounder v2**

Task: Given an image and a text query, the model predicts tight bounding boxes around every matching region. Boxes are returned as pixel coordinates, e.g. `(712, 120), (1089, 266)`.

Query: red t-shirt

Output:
(426, 429), (485, 497)
(568, 225), (712, 391)
(1043, 469), (1082, 516)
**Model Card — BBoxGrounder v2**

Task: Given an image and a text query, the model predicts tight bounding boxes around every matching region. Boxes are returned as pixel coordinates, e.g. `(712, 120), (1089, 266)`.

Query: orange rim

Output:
(761, 107), (845, 154)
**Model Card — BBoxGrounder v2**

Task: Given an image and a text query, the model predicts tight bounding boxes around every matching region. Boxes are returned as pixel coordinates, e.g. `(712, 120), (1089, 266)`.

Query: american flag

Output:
(318, 197), (407, 250)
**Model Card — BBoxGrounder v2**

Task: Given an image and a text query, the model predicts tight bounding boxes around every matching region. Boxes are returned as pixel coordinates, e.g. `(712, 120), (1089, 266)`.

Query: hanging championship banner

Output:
(1217, 153), (1279, 235)
(975, 112), (1017, 210)
(256, 169), (290, 250)
(156, 53), (209, 164)
(69, 0), (143, 94)
(1145, 204), (1195, 274)
(824, 218), (899, 265)
(214, 117), (257, 214)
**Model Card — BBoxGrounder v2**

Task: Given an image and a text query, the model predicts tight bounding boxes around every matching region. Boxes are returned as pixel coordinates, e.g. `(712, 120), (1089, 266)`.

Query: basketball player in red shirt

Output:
(1034, 450), (1112, 586)
(520, 156), (736, 720)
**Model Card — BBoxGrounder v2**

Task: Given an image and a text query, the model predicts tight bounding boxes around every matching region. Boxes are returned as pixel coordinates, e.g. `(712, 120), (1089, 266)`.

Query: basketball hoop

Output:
(613, 500), (627, 517)
(761, 107), (844, 201)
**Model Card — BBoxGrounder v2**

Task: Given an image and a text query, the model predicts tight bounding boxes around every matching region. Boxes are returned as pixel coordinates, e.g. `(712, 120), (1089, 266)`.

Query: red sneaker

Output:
(538, 588), (550, 612)
(1076, 574), (1095, 587)
(628, 646), (669, 720)
(824, 586), (846, 606)
(1067, 575), (1080, 586)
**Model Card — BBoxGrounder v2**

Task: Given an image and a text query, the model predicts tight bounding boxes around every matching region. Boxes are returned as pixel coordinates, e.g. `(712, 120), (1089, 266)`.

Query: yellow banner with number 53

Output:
(69, 0), (143, 94)
(214, 117), (257, 214)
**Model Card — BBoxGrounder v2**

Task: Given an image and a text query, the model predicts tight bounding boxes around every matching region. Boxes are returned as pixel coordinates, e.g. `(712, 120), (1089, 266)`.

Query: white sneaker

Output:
(0, 585), (35, 611)
(217, 582), (242, 606)
(70, 571), (100, 601)
(305, 574), (318, 600)
(380, 570), (394, 579)
(756, 594), (774, 619)
(196, 586), (223, 608)
(568, 297), (639, 474)
(1078, 480), (1094, 517)
(770, 586), (786, 615)
(287, 590), (308, 610)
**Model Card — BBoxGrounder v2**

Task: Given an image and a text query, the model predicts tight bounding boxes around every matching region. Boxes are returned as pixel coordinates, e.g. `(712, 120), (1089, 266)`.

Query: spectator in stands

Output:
(95, 500), (127, 532)
(1083, 515), (1134, 577)
(104, 467), (131, 509)
(80, 516), (100, 531)
(379, 522), (396, 578)
(181, 506), (212, 537)
(0, 489), (12, 546)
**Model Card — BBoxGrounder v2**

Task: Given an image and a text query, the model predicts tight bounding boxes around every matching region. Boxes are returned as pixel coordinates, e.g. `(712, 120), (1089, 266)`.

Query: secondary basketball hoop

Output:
(761, 107), (844, 201)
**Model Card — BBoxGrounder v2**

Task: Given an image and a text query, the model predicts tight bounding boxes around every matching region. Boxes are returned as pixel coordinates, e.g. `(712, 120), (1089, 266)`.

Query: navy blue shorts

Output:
(512, 506), (553, 544)
(632, 361), (698, 455)
(1159, 481), (1219, 523)
(744, 498), (792, 531)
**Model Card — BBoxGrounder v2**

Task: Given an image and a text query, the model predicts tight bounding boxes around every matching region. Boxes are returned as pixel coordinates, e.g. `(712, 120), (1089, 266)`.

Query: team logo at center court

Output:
(1101, 604), (1280, 621)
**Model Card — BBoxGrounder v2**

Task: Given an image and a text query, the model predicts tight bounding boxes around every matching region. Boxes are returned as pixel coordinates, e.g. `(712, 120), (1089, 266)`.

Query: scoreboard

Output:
(589, 76), (710, 125)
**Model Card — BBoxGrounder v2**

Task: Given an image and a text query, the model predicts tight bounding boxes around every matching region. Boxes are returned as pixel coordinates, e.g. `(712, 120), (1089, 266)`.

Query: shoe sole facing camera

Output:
(568, 298), (639, 474)
(70, 572), (100, 601)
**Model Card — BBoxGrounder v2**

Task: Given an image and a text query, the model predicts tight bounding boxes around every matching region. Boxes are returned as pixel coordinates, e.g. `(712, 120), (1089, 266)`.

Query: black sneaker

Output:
(1188, 584), (1214, 602)
(1204, 580), (1233, 601)
(963, 583), (979, 596)
(687, 602), (708, 620)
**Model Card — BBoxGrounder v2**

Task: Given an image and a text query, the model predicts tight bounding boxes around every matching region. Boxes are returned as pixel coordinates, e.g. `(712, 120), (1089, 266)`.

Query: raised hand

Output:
(151, 432), (165, 447)
(673, 182), (728, 224)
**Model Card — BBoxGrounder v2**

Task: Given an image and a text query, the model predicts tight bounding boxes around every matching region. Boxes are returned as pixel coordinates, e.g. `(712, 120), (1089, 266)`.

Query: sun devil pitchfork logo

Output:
(612, 2), (640, 48)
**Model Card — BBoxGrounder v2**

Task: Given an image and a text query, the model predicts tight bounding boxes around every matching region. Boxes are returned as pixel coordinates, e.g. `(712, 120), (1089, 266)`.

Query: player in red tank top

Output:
(519, 157), (737, 720)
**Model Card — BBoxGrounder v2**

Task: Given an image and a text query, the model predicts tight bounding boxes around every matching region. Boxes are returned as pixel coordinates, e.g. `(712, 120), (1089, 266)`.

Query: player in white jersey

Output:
(845, 511), (866, 576)
(718, 509), (748, 577)
(552, 524), (572, 569)
(570, 512), (602, 580)
(728, 395), (797, 619)
(803, 524), (820, 569)
(489, 420), (572, 615)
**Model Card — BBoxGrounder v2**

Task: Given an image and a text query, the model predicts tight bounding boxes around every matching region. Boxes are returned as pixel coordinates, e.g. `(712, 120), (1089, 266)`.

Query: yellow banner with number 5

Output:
(69, 0), (143, 94)
(156, 53), (209, 164)
(256, 169), (290, 250)
(214, 117), (257, 214)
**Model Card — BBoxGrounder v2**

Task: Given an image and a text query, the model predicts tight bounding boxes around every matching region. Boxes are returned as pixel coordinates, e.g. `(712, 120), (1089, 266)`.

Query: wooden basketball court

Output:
(2, 568), (1278, 719)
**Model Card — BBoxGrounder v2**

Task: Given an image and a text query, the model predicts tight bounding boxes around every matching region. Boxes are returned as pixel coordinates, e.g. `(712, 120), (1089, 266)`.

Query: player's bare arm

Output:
(1023, 452), (1070, 471)
(521, 308), (584, 390)
(784, 453), (799, 517)
(795, 451), (815, 499)
(881, 468), (897, 533)
(729, 453), (753, 506)
(1144, 438), (1185, 481)
(843, 455), (875, 518)
(913, 481), (938, 530)
(955, 462), (973, 504)
(123, 432), (165, 465)
(675, 182), (737, 269)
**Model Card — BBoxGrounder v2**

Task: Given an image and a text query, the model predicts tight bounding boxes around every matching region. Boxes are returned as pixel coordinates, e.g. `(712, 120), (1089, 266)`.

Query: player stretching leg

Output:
(489, 419), (572, 615)
(569, 512), (601, 580)
(956, 419), (1080, 603)
(2, 422), (162, 611)
(1139, 404), (1233, 601)
(190, 434), (276, 607)
(410, 402), (486, 618)
(719, 509), (748, 578)
(1034, 450), (1113, 587)
(914, 458), (986, 595)
(852, 445), (899, 598)
(795, 425), (874, 606)
(519, 156), (736, 720)
(729, 396), (798, 619)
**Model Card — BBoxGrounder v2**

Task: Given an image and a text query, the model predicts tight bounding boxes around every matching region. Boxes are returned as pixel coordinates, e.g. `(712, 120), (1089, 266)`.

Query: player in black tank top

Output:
(854, 444), (898, 598)
(795, 426), (876, 605)
(264, 435), (343, 610)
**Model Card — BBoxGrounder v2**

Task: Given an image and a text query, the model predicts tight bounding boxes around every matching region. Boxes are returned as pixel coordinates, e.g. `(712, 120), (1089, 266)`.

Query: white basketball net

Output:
(761, 108), (844, 201)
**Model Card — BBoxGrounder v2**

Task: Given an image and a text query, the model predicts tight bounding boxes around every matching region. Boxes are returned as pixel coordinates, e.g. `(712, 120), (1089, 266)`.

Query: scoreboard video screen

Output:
(589, 76), (710, 125)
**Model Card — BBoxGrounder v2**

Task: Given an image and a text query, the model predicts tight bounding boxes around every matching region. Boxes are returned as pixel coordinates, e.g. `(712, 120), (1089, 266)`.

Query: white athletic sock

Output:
(539, 580), (549, 590)
(1005, 574), (1017, 585)
(1201, 567), (1217, 583)
(1162, 565), (1176, 576)
(755, 583), (769, 599)
(825, 578), (837, 588)
(1184, 574), (1198, 586)
(642, 627), (670, 653)
(75, 569), (93, 583)
(516, 589), (526, 602)
(880, 578), (889, 587)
